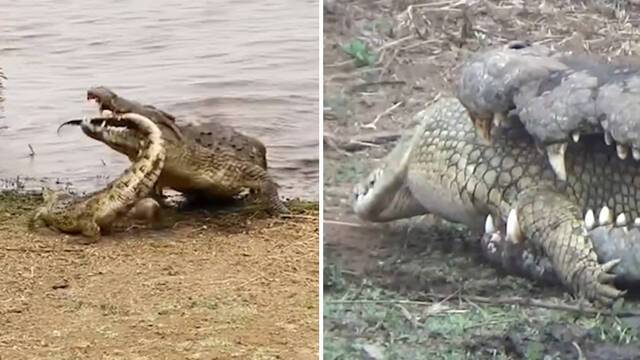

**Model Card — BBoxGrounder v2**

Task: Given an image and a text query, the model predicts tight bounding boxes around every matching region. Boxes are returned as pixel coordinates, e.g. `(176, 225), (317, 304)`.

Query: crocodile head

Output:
(457, 41), (565, 144)
(87, 86), (184, 141)
(30, 187), (74, 229)
(352, 111), (442, 223)
(86, 86), (119, 115)
(41, 187), (60, 204)
(352, 158), (426, 223)
(458, 43), (640, 182)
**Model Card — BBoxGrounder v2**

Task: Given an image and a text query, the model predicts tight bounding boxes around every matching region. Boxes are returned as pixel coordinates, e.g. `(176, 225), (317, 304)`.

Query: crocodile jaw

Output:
(352, 167), (394, 221)
(80, 119), (142, 159)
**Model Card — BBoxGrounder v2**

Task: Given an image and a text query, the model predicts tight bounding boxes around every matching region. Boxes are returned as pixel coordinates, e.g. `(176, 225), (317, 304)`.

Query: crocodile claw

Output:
(601, 258), (621, 273)
(579, 259), (625, 305)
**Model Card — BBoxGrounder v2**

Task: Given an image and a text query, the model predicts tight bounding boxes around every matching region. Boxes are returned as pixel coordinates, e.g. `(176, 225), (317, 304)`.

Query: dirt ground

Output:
(323, 0), (640, 358)
(0, 192), (318, 360)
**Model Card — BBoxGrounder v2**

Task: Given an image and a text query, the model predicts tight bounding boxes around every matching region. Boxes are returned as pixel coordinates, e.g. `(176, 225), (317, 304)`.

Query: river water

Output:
(0, 0), (319, 200)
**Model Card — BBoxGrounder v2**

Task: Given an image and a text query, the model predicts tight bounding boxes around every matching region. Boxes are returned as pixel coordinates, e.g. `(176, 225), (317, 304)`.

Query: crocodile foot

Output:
(482, 205), (640, 289)
(480, 213), (563, 285)
(480, 190), (635, 305)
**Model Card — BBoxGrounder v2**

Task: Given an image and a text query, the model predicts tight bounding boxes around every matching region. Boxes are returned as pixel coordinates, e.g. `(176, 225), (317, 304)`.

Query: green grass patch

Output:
(342, 39), (377, 67)
(324, 249), (640, 359)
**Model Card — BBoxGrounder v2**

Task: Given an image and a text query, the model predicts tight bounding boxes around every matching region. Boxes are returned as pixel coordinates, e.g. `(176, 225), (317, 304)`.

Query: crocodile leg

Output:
(261, 180), (290, 215)
(483, 217), (640, 287)
(506, 188), (624, 304)
(150, 182), (171, 208)
(78, 217), (101, 244)
(29, 208), (47, 231)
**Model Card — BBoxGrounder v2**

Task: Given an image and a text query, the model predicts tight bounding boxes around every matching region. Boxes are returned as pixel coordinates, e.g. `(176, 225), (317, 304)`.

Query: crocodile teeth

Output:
(485, 214), (496, 234)
(616, 213), (627, 226)
(546, 143), (568, 181)
(584, 209), (595, 230)
(473, 115), (493, 143)
(506, 209), (524, 243)
(571, 131), (580, 143)
(604, 132), (613, 146)
(493, 112), (505, 128)
(617, 144), (629, 160)
(598, 206), (613, 225)
(633, 147), (640, 161)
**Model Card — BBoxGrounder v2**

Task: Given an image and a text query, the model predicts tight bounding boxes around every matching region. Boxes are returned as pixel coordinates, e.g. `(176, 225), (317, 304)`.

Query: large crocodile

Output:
(87, 86), (268, 170)
(30, 113), (166, 242)
(81, 87), (288, 213)
(351, 97), (640, 305)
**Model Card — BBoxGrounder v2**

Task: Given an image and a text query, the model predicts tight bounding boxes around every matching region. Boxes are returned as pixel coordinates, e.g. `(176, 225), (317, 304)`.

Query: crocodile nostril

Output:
(507, 40), (530, 50)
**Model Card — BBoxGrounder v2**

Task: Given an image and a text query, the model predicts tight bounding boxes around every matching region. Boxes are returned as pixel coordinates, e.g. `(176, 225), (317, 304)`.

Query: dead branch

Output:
(361, 102), (403, 129)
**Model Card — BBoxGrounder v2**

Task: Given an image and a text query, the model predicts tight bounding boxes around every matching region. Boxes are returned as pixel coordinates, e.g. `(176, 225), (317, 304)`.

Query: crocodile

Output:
(30, 113), (166, 242)
(82, 86), (288, 213)
(87, 86), (267, 169)
(351, 96), (640, 305)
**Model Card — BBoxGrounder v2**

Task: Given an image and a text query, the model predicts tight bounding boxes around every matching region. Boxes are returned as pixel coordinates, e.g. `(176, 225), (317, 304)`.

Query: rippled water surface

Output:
(0, 0), (318, 199)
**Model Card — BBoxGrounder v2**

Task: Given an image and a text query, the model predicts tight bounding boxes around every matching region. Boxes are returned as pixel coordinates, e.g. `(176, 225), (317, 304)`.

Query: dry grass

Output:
(0, 192), (319, 359)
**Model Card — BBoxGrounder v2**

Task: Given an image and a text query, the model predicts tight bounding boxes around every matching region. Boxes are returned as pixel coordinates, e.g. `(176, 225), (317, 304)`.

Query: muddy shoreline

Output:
(0, 191), (319, 358)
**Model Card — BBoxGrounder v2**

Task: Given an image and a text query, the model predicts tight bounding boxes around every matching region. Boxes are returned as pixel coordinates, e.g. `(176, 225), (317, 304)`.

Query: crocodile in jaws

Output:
(30, 113), (166, 242)
(352, 97), (640, 305)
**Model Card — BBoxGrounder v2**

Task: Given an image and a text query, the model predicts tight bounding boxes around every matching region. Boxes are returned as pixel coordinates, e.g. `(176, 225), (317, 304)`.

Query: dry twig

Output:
(323, 219), (373, 229)
(361, 102), (403, 129)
